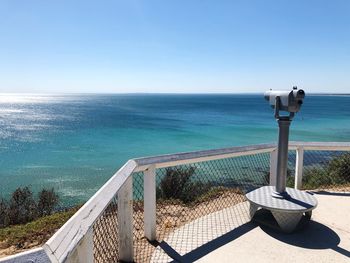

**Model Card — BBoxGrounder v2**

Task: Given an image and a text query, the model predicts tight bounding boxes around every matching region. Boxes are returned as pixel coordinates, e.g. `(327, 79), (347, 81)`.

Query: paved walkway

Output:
(151, 192), (350, 263)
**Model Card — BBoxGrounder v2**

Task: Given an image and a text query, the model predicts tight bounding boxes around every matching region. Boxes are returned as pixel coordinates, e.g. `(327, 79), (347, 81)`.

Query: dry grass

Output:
(0, 207), (79, 258)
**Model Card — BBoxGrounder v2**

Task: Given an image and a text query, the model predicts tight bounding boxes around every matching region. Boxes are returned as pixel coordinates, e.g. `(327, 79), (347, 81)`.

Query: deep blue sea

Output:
(1, 94), (350, 205)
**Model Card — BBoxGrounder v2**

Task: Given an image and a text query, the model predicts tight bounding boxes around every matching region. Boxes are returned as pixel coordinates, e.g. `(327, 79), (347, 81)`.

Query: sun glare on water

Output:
(0, 93), (61, 104)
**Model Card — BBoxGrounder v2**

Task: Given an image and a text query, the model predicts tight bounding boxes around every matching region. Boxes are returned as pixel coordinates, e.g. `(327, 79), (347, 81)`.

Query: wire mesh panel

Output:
(301, 150), (350, 191)
(279, 150), (350, 191)
(93, 195), (119, 263)
(155, 153), (270, 241)
(130, 152), (271, 262)
(133, 172), (156, 262)
(287, 150), (296, 187)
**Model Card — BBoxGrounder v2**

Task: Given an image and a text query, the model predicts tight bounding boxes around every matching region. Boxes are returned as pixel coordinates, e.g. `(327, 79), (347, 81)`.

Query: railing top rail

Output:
(133, 141), (350, 171)
(133, 143), (277, 171)
(290, 141), (350, 151)
(43, 160), (137, 263)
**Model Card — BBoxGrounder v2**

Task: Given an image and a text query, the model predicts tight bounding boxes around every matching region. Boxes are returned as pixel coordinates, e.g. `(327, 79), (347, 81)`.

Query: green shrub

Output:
(300, 153), (350, 189)
(157, 167), (211, 204)
(263, 171), (270, 185)
(0, 198), (10, 228)
(0, 187), (60, 228)
(180, 181), (211, 204)
(37, 188), (59, 217)
(327, 153), (350, 184)
(302, 167), (332, 189)
(158, 167), (195, 200)
(269, 153), (350, 190)
(8, 187), (37, 225)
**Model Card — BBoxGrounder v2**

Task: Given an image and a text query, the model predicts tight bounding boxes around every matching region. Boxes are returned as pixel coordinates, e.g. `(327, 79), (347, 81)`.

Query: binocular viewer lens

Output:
(265, 87), (305, 115)
(297, 90), (305, 96)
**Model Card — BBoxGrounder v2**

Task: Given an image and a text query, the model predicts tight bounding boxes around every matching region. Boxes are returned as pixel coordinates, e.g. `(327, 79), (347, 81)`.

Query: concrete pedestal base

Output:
(246, 186), (317, 233)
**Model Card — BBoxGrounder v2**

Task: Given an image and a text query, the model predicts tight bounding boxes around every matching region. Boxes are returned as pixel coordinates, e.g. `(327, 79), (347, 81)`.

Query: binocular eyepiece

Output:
(264, 87), (305, 114)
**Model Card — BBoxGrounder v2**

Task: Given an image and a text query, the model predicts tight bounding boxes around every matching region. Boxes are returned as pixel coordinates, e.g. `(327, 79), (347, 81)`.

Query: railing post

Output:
(269, 149), (277, 186)
(118, 175), (134, 262)
(66, 228), (94, 263)
(144, 165), (157, 241)
(294, 147), (304, 189)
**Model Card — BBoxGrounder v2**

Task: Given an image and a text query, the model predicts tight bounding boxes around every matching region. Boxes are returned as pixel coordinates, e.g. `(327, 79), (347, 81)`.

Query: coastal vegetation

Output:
(0, 187), (59, 228)
(0, 186), (80, 256)
(155, 167), (241, 205)
(284, 153), (350, 189)
(156, 167), (212, 204)
(301, 152), (350, 189)
(0, 207), (78, 252)
(156, 152), (350, 205)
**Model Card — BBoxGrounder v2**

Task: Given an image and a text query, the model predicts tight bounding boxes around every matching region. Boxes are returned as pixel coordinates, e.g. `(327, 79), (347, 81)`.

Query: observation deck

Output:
(1, 142), (350, 263)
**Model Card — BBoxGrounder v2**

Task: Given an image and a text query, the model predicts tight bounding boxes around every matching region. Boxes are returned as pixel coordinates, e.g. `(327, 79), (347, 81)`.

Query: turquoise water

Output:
(1, 94), (350, 205)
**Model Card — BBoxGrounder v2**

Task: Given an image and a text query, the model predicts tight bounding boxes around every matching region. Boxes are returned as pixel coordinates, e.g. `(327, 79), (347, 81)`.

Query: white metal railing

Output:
(40, 141), (350, 263)
(43, 160), (137, 263)
(289, 141), (350, 190)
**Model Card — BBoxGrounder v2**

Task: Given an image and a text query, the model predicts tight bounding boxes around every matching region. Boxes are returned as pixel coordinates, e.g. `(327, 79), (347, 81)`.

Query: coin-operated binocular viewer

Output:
(246, 87), (317, 233)
(264, 88), (305, 118)
(264, 87), (305, 198)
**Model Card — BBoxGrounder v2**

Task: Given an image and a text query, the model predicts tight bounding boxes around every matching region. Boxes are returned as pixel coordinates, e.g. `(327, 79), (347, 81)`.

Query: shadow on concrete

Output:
(155, 222), (257, 263)
(252, 208), (312, 233)
(261, 220), (350, 258)
(313, 190), (350, 197)
(286, 195), (314, 209)
(155, 211), (350, 262)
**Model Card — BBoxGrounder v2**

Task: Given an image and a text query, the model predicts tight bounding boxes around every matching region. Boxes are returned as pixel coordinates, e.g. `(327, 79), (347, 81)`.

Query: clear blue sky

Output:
(0, 0), (349, 93)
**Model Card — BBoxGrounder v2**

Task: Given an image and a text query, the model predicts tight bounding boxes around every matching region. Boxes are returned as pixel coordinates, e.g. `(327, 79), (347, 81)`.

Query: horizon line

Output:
(0, 91), (350, 96)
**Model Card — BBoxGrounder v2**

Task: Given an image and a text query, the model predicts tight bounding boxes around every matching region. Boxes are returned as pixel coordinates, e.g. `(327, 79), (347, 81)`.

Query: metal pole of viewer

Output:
(272, 97), (294, 199)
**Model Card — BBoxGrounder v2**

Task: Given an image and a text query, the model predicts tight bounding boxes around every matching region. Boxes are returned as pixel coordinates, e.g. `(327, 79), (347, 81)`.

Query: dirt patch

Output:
(0, 242), (40, 259)
(132, 189), (246, 263)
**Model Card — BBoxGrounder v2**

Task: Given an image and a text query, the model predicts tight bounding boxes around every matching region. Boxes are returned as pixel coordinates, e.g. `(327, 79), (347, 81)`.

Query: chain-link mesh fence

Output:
(133, 172), (154, 262)
(93, 195), (120, 263)
(287, 150), (350, 191)
(89, 148), (350, 262)
(132, 152), (270, 262)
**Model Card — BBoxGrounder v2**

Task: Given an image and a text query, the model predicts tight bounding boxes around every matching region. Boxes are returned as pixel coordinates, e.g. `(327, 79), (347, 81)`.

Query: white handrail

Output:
(133, 141), (350, 173)
(134, 143), (277, 171)
(43, 160), (137, 263)
(290, 142), (350, 190)
(290, 141), (350, 151)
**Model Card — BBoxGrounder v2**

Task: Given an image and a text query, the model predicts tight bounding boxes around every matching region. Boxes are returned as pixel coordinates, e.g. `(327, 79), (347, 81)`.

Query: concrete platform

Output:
(246, 186), (318, 233)
(151, 192), (350, 263)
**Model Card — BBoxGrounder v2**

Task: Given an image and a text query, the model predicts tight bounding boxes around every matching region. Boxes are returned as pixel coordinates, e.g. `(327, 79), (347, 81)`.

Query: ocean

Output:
(1, 94), (350, 205)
